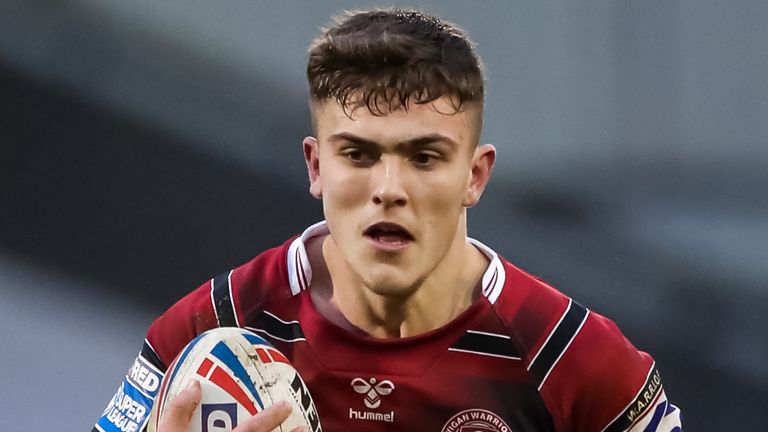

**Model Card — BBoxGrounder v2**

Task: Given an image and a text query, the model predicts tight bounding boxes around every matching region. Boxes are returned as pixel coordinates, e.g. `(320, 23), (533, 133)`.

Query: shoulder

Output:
(490, 257), (671, 431)
(145, 237), (297, 369)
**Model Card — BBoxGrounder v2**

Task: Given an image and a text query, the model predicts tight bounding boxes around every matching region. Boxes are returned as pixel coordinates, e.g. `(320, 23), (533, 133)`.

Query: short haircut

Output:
(307, 8), (485, 119)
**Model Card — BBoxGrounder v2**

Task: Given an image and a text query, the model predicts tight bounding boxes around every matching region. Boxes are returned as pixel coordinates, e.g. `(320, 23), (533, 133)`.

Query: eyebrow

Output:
(327, 132), (459, 150)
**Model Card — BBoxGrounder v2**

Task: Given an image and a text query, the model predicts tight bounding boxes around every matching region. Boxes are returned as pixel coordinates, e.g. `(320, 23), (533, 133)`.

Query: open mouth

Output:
(363, 222), (414, 247)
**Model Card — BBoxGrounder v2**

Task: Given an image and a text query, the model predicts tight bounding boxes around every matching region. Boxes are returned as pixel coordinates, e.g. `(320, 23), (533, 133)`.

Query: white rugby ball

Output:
(147, 327), (321, 432)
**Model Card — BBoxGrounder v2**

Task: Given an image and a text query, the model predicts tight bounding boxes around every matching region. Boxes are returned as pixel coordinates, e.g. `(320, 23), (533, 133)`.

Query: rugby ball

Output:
(147, 327), (321, 432)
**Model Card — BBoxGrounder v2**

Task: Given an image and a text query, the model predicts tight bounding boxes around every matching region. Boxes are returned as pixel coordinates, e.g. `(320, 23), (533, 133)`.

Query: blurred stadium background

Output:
(1, 0), (766, 430)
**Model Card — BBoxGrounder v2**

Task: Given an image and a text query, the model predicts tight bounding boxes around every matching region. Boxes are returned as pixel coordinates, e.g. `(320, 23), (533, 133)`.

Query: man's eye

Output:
(412, 152), (439, 166)
(342, 149), (374, 163)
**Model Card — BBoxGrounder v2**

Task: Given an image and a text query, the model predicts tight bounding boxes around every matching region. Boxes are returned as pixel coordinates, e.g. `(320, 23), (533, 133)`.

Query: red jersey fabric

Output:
(95, 222), (681, 432)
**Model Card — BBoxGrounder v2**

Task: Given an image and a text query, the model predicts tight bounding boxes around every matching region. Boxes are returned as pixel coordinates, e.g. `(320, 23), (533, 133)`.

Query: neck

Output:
(309, 221), (488, 338)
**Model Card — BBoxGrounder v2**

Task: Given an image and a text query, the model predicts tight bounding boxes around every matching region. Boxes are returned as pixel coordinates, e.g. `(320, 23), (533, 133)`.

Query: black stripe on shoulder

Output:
(603, 365), (663, 432)
(249, 311), (305, 342)
(529, 300), (589, 388)
(140, 340), (166, 371)
(212, 271), (237, 327)
(450, 330), (521, 360)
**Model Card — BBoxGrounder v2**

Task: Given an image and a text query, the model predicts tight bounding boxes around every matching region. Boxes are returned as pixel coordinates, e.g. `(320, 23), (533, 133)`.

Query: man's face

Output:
(304, 97), (494, 297)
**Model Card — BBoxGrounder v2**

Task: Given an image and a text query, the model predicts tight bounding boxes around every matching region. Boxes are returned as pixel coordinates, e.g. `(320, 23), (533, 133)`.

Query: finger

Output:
(234, 401), (292, 432)
(158, 379), (202, 431)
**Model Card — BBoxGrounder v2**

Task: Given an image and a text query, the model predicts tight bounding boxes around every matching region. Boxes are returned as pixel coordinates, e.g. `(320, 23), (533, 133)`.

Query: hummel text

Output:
(349, 408), (395, 423)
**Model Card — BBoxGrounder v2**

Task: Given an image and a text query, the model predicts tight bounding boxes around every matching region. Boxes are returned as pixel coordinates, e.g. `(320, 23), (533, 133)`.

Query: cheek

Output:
(418, 170), (468, 214)
(321, 164), (369, 211)
(414, 173), (468, 237)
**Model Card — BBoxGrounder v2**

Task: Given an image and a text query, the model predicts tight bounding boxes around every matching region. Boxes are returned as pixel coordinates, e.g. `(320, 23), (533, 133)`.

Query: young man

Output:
(95, 9), (682, 432)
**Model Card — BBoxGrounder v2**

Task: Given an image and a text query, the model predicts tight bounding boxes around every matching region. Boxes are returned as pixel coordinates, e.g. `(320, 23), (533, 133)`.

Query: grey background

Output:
(1, 1), (766, 430)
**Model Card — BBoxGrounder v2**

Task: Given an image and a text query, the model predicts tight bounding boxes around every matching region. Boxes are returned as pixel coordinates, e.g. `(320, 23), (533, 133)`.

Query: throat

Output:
(308, 232), (488, 339)
(314, 278), (481, 339)
(309, 280), (423, 338)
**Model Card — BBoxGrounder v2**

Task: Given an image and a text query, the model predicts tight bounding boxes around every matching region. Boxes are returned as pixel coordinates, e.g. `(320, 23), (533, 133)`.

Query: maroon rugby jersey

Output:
(94, 222), (681, 432)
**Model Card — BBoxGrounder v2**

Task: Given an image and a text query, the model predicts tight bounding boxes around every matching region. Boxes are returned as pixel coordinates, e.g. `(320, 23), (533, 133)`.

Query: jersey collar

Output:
(286, 221), (506, 304)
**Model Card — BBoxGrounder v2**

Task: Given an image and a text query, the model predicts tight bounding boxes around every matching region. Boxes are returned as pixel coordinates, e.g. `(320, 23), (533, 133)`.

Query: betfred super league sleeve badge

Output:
(95, 354), (163, 432)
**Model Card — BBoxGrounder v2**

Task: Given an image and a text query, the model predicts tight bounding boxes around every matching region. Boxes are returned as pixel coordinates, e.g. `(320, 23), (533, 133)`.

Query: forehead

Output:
(312, 97), (480, 148)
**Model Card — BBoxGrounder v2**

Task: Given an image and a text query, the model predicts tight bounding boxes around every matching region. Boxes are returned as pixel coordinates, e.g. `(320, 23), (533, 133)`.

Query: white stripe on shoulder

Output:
(466, 329), (512, 339)
(227, 269), (240, 327)
(143, 338), (160, 359)
(447, 347), (521, 361)
(537, 307), (589, 390)
(209, 277), (219, 324)
(139, 340), (164, 375)
(245, 326), (307, 343)
(468, 237), (506, 304)
(263, 310), (301, 325)
(528, 299), (573, 370)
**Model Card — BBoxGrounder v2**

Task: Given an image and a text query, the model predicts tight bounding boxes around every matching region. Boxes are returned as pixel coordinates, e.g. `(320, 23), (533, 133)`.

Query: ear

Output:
(462, 144), (496, 207)
(303, 136), (322, 199)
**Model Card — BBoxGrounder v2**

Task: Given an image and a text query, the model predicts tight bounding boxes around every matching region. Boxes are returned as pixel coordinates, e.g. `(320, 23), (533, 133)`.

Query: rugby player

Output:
(96, 8), (682, 432)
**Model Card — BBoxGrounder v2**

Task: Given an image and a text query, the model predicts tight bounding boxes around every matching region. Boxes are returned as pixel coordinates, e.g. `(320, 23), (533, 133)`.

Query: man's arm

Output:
(93, 274), (221, 432)
(93, 342), (166, 432)
(623, 392), (682, 432)
(531, 303), (683, 431)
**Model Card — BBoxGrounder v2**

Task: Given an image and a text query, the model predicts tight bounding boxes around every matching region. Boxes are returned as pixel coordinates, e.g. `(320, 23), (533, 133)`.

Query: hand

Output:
(157, 380), (306, 432)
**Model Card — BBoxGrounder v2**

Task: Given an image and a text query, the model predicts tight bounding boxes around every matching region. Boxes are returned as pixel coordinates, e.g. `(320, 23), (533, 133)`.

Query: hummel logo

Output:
(351, 377), (395, 409)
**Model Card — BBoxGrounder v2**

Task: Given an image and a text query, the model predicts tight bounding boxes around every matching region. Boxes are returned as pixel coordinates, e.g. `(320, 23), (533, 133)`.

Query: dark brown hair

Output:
(307, 8), (484, 116)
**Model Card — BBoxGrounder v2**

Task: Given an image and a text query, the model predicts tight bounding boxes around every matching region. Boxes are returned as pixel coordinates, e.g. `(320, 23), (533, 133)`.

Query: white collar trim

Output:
(286, 221), (505, 303)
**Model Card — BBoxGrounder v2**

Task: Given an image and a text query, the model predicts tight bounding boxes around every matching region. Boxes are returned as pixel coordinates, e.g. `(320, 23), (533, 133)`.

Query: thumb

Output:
(158, 379), (202, 431)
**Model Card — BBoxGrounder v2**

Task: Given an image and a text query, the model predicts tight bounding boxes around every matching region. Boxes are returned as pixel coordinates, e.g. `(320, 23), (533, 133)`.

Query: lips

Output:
(363, 222), (414, 246)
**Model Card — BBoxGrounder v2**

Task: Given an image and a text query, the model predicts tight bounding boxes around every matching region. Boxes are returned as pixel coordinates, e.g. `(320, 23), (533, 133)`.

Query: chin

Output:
(362, 271), (421, 299)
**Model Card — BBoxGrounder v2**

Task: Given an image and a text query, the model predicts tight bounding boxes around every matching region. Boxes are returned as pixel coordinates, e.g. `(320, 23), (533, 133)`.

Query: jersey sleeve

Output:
(536, 306), (683, 432)
(625, 391), (682, 432)
(92, 341), (166, 432)
(488, 260), (682, 432)
(92, 277), (223, 432)
(92, 242), (291, 432)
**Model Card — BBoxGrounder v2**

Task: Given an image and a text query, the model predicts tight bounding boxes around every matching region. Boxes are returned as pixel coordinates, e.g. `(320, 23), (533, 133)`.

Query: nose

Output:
(372, 156), (408, 207)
